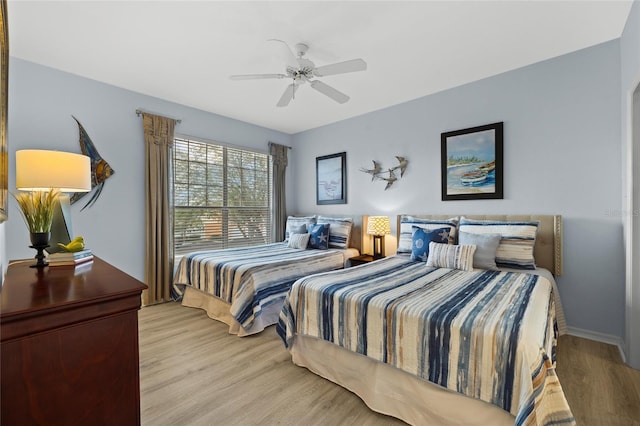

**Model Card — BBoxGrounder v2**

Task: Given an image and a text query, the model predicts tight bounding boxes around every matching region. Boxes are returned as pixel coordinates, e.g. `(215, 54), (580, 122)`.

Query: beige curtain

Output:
(269, 142), (288, 242)
(141, 113), (177, 305)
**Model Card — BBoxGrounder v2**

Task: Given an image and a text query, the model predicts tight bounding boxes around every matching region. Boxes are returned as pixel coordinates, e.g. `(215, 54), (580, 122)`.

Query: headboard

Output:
(396, 214), (563, 276)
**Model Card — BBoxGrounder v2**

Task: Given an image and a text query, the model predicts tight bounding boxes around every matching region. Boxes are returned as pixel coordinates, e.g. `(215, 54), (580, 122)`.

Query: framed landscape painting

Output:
(441, 122), (503, 201)
(316, 152), (346, 205)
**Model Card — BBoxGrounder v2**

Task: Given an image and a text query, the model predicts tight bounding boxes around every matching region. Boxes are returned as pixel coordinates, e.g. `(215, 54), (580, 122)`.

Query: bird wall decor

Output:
(379, 168), (398, 190)
(394, 156), (408, 177)
(360, 156), (408, 190)
(360, 160), (382, 181)
(69, 116), (115, 210)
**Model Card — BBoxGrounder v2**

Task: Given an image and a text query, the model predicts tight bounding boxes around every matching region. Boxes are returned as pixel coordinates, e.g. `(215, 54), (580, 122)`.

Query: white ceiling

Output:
(8, 1), (633, 135)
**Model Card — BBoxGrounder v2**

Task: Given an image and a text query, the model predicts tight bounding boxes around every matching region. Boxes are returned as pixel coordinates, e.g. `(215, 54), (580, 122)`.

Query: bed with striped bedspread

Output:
(171, 243), (348, 335)
(277, 256), (575, 425)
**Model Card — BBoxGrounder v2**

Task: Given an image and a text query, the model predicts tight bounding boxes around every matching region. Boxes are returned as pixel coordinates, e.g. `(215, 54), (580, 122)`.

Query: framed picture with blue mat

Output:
(441, 122), (503, 201)
(316, 152), (346, 205)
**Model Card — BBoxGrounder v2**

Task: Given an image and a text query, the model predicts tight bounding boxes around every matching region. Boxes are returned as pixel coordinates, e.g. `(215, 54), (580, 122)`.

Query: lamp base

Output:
(29, 232), (50, 268)
(372, 235), (385, 259)
(47, 194), (73, 254)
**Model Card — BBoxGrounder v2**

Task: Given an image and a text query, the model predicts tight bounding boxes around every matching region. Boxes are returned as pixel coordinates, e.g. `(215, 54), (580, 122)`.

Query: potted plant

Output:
(14, 189), (59, 247)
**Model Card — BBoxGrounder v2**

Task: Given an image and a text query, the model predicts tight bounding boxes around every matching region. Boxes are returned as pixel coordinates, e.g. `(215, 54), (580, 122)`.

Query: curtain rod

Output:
(135, 108), (182, 123)
(268, 141), (292, 149)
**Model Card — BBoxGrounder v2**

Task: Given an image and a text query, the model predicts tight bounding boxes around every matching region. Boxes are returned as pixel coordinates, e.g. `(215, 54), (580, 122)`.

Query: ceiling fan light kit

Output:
(230, 40), (367, 107)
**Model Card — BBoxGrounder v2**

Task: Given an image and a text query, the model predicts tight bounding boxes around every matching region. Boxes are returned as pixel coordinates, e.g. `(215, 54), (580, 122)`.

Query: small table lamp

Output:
(16, 150), (91, 267)
(367, 215), (391, 259)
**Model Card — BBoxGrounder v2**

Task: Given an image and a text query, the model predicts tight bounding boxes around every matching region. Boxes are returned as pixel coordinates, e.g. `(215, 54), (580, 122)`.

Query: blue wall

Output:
(290, 40), (625, 339)
(6, 59), (291, 282)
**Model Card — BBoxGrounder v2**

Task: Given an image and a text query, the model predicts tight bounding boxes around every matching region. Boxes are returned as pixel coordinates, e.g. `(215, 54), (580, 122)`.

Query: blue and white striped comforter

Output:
(172, 243), (347, 333)
(277, 256), (575, 426)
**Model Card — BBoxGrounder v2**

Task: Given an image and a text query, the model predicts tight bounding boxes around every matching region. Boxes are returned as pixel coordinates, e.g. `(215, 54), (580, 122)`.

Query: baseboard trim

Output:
(566, 326), (627, 363)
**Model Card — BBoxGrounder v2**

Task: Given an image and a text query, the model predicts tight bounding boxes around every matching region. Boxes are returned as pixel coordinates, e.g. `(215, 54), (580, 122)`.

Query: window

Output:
(173, 137), (272, 255)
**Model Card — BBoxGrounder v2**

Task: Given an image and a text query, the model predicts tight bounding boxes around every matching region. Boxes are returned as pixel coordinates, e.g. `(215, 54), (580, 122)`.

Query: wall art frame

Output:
(316, 152), (347, 205)
(0, 0), (8, 223)
(441, 122), (504, 201)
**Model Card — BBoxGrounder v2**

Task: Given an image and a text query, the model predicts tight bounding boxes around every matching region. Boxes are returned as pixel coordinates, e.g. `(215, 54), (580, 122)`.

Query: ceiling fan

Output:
(230, 40), (367, 107)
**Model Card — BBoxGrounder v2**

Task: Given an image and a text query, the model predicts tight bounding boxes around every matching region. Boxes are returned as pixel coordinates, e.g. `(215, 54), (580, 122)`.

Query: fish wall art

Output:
(70, 116), (115, 210)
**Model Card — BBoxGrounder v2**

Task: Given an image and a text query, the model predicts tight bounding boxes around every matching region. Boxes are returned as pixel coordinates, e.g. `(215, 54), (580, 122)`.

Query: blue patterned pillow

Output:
(308, 223), (330, 250)
(284, 215), (316, 241)
(410, 226), (451, 262)
(317, 216), (353, 249)
(459, 217), (539, 270)
(398, 215), (458, 255)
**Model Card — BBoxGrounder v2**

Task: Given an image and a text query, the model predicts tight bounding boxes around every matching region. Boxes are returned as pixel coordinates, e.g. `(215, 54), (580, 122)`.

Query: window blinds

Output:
(173, 137), (272, 255)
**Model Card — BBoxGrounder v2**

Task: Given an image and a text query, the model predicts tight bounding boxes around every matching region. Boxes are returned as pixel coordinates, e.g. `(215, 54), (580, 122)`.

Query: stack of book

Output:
(47, 249), (94, 267)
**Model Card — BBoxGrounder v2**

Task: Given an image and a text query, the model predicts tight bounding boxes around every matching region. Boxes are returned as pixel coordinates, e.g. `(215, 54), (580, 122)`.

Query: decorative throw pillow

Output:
(317, 216), (353, 249)
(426, 242), (476, 271)
(308, 223), (330, 250)
(397, 215), (459, 255)
(458, 231), (501, 270)
(410, 226), (451, 262)
(287, 232), (310, 249)
(459, 217), (539, 270)
(290, 224), (307, 235)
(284, 215), (316, 241)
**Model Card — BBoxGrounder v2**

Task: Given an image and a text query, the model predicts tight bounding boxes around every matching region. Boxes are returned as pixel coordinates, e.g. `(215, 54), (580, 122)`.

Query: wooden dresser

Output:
(0, 257), (147, 426)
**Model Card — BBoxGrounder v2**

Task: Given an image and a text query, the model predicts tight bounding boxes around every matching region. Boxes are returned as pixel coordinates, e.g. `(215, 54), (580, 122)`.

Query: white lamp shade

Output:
(367, 216), (391, 236)
(16, 150), (92, 192)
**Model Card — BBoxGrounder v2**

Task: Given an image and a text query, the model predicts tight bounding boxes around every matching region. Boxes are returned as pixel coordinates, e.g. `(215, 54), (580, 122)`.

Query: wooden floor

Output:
(556, 334), (640, 425)
(139, 302), (640, 426)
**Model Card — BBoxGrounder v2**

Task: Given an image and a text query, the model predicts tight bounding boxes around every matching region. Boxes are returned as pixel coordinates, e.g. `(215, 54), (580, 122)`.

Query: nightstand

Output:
(349, 254), (377, 267)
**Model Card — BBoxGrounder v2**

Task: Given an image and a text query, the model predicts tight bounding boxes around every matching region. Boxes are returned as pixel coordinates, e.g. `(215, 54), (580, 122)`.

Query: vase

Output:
(29, 232), (51, 268)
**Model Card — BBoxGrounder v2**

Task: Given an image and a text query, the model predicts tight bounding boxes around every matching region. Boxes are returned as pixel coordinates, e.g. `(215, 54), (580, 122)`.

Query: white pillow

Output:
(287, 233), (310, 249)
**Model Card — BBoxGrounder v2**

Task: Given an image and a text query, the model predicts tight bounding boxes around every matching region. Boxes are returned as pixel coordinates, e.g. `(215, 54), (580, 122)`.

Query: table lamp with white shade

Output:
(15, 149), (91, 267)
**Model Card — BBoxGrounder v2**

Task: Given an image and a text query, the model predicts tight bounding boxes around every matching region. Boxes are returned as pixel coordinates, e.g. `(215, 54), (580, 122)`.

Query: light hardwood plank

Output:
(556, 334), (640, 425)
(139, 302), (404, 425)
(139, 302), (640, 425)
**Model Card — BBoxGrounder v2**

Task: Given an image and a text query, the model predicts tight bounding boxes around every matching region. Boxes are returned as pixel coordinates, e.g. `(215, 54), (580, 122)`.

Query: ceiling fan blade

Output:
(313, 58), (367, 77)
(276, 84), (297, 107)
(267, 39), (299, 69)
(230, 74), (286, 80)
(310, 80), (350, 104)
